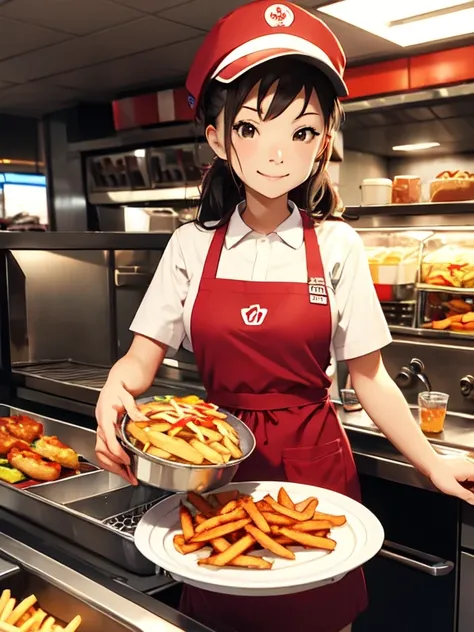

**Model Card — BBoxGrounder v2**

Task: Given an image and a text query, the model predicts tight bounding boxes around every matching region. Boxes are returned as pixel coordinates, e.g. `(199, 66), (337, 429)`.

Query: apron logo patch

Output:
(241, 304), (268, 326)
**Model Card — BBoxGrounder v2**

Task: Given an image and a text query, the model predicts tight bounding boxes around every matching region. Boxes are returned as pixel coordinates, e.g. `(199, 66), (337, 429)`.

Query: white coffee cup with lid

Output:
(360, 178), (393, 205)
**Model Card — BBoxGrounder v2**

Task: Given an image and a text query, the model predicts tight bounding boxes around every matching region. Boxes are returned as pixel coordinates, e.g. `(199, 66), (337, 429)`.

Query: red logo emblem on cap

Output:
(265, 4), (295, 28)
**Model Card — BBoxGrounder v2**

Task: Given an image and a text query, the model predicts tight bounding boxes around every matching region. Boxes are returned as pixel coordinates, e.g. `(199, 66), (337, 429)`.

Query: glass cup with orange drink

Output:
(418, 391), (449, 434)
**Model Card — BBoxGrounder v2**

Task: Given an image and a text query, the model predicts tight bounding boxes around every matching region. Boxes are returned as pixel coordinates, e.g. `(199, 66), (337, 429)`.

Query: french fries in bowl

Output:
(119, 395), (255, 493)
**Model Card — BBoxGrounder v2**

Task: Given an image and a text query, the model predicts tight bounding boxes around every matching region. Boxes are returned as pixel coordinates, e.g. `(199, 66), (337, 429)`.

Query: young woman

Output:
(96, 2), (474, 631)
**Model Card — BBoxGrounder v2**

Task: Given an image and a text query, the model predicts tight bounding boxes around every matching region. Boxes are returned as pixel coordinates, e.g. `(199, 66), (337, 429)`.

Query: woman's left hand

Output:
(429, 454), (474, 504)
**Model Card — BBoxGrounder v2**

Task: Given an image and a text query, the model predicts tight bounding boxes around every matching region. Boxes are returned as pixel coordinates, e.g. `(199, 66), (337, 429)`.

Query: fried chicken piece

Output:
(0, 415), (43, 443)
(33, 436), (79, 470)
(8, 448), (61, 482)
(0, 424), (29, 456)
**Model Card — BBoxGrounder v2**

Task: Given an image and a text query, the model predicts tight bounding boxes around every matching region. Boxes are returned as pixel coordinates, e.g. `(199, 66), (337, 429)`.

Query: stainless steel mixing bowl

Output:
(118, 396), (256, 493)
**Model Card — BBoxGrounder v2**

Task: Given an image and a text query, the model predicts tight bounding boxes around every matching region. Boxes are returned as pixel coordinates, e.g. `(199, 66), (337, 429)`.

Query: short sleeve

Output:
(130, 229), (188, 353)
(332, 230), (392, 361)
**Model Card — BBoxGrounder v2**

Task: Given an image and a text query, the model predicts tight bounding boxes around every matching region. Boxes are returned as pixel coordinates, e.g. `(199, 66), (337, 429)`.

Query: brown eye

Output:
(233, 122), (257, 139)
(293, 127), (319, 143)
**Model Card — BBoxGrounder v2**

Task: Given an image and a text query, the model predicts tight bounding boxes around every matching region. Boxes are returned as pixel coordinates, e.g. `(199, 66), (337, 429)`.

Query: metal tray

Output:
(0, 404), (171, 575)
(0, 534), (184, 632)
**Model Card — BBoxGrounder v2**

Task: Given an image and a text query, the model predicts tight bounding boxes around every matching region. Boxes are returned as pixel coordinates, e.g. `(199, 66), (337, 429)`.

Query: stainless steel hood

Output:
(342, 82), (474, 158)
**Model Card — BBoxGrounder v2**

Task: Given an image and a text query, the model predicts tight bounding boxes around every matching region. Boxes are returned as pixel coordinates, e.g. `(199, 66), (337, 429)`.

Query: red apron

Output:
(180, 212), (368, 632)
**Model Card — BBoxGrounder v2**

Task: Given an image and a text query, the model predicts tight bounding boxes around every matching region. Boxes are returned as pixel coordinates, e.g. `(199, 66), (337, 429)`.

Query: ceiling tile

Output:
(52, 47), (185, 95)
(159, 0), (255, 30)
(152, 35), (205, 73)
(0, 100), (71, 116)
(0, 81), (78, 115)
(0, 0), (145, 36)
(110, 0), (191, 12)
(0, 16), (70, 61)
(0, 16), (201, 83)
(314, 13), (400, 61)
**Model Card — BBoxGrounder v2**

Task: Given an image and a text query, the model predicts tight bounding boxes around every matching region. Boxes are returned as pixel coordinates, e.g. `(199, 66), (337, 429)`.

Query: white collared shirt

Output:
(131, 202), (392, 371)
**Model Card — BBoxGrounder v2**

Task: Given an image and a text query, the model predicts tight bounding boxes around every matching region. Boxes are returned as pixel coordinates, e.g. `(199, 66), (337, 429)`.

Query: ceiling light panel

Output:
(318, 0), (474, 46)
(392, 142), (441, 151)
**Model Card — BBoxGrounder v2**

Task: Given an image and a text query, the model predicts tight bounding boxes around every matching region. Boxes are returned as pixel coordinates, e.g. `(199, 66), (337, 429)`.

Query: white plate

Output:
(134, 481), (384, 597)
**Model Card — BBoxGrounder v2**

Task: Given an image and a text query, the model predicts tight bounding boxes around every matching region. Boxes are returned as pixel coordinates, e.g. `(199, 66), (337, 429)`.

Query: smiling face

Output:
(206, 80), (327, 200)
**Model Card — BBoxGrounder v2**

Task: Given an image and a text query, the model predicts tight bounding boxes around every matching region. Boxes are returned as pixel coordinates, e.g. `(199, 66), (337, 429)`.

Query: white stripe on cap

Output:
(212, 33), (339, 79)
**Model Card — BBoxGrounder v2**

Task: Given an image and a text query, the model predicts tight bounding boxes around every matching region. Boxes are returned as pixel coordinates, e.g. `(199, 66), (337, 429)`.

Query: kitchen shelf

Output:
(0, 232), (172, 250)
(389, 324), (474, 344)
(345, 201), (474, 217)
(417, 284), (474, 295)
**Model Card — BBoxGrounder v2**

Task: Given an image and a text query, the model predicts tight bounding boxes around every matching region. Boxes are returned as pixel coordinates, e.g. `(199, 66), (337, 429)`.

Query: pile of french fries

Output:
(0, 590), (81, 632)
(173, 487), (347, 569)
(126, 396), (243, 466)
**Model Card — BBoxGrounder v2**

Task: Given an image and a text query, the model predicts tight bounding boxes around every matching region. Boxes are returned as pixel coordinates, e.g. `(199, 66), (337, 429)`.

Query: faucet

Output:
(395, 358), (432, 392)
(460, 374), (474, 398)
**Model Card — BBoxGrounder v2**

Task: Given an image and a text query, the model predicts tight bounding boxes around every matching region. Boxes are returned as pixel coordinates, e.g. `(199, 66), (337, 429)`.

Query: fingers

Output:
(459, 488), (474, 505)
(120, 390), (149, 422)
(98, 408), (131, 465)
(96, 450), (136, 485)
(444, 479), (474, 505)
(457, 482), (474, 504)
(96, 435), (137, 485)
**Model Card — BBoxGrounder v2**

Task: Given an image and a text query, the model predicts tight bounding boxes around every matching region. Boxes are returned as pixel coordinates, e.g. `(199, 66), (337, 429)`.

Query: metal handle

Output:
(460, 374), (474, 397)
(378, 540), (454, 576)
(114, 270), (151, 287)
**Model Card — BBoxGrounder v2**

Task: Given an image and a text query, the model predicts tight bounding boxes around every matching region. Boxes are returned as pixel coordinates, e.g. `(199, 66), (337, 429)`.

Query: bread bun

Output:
(430, 170), (474, 202)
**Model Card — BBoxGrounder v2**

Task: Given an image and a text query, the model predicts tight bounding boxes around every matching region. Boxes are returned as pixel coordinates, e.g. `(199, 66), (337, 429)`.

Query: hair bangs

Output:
(258, 69), (314, 122)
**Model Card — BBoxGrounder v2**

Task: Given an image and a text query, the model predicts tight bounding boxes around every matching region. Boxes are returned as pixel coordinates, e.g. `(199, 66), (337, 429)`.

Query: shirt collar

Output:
(225, 200), (304, 250)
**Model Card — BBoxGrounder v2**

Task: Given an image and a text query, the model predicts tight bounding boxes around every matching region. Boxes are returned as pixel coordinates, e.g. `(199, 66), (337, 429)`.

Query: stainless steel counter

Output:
(339, 406), (474, 454)
(338, 405), (474, 492)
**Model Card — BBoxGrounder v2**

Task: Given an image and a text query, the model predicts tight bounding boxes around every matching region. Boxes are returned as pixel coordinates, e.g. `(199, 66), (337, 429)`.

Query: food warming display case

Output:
(360, 230), (428, 327)
(356, 206), (474, 337)
(349, 201), (474, 419)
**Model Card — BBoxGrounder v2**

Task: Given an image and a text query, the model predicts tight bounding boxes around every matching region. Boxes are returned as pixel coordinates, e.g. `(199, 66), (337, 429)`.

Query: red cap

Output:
(186, 1), (348, 112)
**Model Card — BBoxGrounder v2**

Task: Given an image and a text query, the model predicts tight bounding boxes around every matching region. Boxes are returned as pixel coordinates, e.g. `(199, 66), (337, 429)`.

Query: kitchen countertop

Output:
(338, 405), (474, 455)
(0, 231), (171, 250)
(337, 405), (474, 491)
(8, 396), (474, 493)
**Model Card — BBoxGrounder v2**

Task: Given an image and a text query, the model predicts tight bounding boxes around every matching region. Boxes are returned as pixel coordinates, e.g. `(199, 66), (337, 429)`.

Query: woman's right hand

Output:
(95, 380), (148, 485)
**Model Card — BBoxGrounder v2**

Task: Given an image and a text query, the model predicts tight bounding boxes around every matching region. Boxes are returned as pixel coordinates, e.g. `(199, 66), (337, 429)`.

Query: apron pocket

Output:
(282, 439), (347, 495)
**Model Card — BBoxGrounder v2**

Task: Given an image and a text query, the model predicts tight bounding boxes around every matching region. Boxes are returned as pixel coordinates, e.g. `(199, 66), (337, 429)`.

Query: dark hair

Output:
(195, 57), (344, 229)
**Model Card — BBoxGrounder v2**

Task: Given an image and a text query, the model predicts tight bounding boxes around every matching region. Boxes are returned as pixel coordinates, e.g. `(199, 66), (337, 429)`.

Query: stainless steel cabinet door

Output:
(459, 552), (474, 632)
